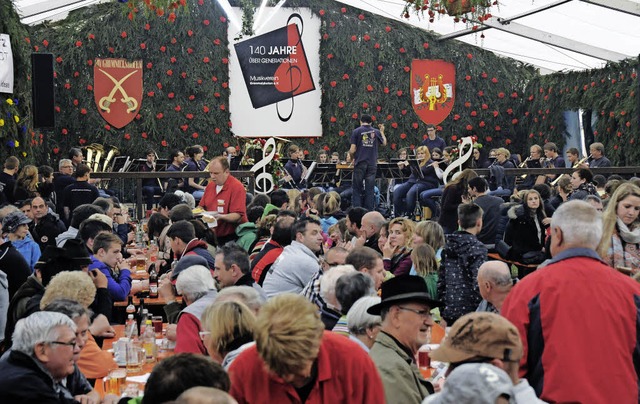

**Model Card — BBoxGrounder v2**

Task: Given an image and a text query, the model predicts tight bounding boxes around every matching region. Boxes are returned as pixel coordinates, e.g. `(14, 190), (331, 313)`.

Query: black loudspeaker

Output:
(31, 53), (55, 128)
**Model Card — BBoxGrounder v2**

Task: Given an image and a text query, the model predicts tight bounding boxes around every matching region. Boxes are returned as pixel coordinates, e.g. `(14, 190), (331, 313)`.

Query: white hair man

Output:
(502, 200), (640, 403)
(0, 311), (97, 403)
(175, 265), (217, 355)
(476, 261), (513, 313)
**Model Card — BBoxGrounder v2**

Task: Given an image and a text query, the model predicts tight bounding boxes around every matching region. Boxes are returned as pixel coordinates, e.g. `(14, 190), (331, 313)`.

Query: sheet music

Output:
(304, 162), (317, 182)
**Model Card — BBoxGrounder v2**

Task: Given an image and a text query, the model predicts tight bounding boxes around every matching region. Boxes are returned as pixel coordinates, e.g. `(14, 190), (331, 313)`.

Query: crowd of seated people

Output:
(1, 137), (639, 404)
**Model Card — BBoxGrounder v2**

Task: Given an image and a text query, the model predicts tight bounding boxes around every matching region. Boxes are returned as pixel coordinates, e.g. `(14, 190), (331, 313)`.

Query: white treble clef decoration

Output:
(251, 137), (276, 195)
(442, 136), (474, 185)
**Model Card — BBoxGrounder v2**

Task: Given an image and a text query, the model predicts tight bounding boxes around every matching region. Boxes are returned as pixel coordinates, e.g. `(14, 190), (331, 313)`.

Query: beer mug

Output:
(103, 368), (127, 395)
(126, 341), (145, 374)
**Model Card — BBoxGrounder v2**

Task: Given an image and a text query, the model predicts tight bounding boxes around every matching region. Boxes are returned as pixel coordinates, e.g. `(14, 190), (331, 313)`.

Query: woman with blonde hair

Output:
(319, 191), (345, 233)
(596, 182), (640, 274)
(411, 244), (439, 300)
(393, 146), (442, 218)
(382, 217), (415, 276)
(438, 168), (478, 234)
(14, 165), (39, 201)
(412, 221), (445, 258)
(201, 300), (257, 369)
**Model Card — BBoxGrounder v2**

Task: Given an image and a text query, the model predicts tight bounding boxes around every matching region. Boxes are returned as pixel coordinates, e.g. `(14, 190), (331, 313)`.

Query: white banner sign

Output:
(0, 34), (14, 94)
(228, 8), (322, 138)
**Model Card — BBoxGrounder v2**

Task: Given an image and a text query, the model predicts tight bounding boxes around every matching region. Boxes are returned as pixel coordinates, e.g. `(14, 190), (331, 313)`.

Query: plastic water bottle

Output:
(125, 314), (138, 339)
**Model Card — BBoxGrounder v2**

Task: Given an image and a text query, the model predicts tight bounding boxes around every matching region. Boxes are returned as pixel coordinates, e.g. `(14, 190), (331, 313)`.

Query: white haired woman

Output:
(346, 296), (382, 352)
(175, 264), (217, 354)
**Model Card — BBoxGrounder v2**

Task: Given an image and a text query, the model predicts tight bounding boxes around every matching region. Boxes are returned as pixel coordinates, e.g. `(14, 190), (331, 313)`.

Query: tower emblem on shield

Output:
(93, 58), (143, 129)
(411, 60), (455, 125)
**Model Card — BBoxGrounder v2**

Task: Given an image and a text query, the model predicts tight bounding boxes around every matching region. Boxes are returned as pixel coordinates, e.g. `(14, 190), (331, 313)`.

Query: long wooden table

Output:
(96, 324), (174, 398)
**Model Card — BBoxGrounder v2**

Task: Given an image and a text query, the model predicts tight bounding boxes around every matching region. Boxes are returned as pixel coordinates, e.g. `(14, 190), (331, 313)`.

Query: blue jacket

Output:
(9, 235), (41, 271)
(88, 255), (131, 302)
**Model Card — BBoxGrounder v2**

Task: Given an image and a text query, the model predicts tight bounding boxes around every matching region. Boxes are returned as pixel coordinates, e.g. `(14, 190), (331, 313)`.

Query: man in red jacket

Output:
(502, 200), (640, 403)
(199, 156), (247, 245)
(228, 294), (384, 404)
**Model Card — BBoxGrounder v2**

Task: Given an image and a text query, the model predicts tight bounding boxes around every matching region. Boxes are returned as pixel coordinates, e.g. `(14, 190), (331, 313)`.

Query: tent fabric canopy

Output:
(11, 0), (640, 73)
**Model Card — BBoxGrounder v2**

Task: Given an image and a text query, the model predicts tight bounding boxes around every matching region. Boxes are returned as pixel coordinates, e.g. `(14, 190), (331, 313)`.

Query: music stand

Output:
(306, 163), (338, 188)
(376, 163), (408, 209)
(407, 160), (424, 179)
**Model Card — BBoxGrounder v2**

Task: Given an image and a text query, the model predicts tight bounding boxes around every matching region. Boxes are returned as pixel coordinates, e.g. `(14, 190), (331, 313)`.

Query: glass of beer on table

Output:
(104, 368), (127, 395)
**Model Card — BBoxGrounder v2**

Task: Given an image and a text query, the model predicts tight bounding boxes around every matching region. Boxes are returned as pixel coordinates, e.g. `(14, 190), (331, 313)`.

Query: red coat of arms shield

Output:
(94, 58), (143, 129)
(411, 60), (455, 125)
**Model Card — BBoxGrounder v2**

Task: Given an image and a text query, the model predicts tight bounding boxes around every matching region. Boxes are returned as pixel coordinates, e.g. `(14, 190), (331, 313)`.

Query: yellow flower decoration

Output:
(6, 99), (13, 106)
(21, 152), (27, 157)
(0, 119), (4, 127)
(15, 140), (20, 147)
(14, 115), (20, 123)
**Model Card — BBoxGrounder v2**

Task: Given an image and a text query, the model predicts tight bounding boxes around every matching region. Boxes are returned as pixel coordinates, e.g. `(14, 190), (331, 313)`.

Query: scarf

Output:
(617, 218), (640, 244)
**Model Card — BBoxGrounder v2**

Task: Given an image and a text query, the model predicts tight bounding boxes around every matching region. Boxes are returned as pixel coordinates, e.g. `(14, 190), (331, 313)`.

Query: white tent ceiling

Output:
(11, 0), (640, 74)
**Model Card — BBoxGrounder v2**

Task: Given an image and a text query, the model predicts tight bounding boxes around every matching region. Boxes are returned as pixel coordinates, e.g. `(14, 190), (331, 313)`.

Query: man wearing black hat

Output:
(368, 275), (441, 403)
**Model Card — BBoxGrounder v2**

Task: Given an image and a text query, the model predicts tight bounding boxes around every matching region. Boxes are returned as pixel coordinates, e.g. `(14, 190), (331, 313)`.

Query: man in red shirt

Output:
(228, 294), (385, 404)
(199, 156), (247, 245)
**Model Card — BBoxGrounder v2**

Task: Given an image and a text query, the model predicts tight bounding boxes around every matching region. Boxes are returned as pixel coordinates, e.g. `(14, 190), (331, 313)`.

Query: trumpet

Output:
(550, 154), (591, 186)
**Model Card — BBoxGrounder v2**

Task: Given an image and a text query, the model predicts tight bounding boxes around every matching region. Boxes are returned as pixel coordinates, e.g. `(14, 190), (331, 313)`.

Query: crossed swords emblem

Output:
(98, 69), (139, 114)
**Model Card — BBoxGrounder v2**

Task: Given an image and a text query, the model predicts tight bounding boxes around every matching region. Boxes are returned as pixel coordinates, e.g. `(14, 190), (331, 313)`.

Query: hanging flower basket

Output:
(402, 0), (498, 21)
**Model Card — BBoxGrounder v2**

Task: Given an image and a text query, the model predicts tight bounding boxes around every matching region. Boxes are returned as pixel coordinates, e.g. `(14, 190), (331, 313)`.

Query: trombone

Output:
(550, 154), (591, 186)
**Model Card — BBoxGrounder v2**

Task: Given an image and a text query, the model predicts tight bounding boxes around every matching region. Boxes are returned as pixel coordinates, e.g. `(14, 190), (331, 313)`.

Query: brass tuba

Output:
(102, 146), (120, 172)
(84, 143), (105, 173)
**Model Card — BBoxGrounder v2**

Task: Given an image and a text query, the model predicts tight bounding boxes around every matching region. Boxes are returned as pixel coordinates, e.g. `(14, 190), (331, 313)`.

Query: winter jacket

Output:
(438, 184), (465, 234)
(438, 231), (487, 324)
(262, 240), (320, 298)
(503, 205), (547, 262)
(8, 234), (41, 271)
(0, 271), (7, 345)
(0, 240), (31, 300)
(32, 212), (67, 250)
(235, 222), (258, 252)
(370, 331), (433, 404)
(55, 226), (78, 247)
(175, 290), (217, 355)
(88, 256), (132, 302)
(568, 182), (598, 201)
(179, 239), (215, 270)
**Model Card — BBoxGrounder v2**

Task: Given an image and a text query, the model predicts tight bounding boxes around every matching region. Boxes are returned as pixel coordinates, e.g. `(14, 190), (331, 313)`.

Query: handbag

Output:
(496, 240), (511, 259)
(521, 250), (546, 265)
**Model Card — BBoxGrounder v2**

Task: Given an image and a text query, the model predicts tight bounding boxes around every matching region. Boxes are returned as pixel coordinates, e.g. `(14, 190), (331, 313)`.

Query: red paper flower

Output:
(171, 38), (177, 44)
(88, 34), (95, 40)
(400, 133), (407, 139)
(56, 56), (63, 63)
(330, 81), (337, 87)
(222, 58), (229, 64)
(403, 66), (410, 72)
(141, 133), (148, 139)
(104, 125), (110, 131)
(156, 113), (164, 119)
(377, 65), (383, 72)
(359, 61), (365, 68)
(55, 106), (61, 112)
(203, 106), (210, 113)
(124, 133), (131, 140)
(465, 75), (471, 81)
(464, 101), (471, 108)
(453, 114), (460, 121)
(168, 92), (175, 99)
(366, 85), (373, 92)
(495, 126), (501, 131)
(491, 77), (498, 83)
(327, 54), (334, 59)
(351, 35), (357, 41)
(481, 103), (488, 110)
(511, 92), (518, 99)
(396, 90), (403, 96)
(352, 113), (359, 119)
(374, 43), (380, 49)
(330, 117), (337, 123)
(339, 131), (345, 136)
(161, 140), (168, 147)
(174, 105), (181, 112)
(167, 70), (173, 76)
(466, 125), (473, 130)
(61, 128), (68, 135)
(497, 92), (505, 99)
(145, 23), (151, 30)
(338, 101), (344, 108)
(467, 53), (473, 59)
(412, 122), (418, 129)
(323, 34), (329, 40)
(384, 87), (389, 94)
(75, 41), (82, 47)
(140, 43), (146, 50)
(215, 128), (221, 134)
(470, 111), (477, 117)
(146, 62), (153, 69)
(343, 74), (349, 80)
(479, 121), (486, 128)
(160, 46), (166, 52)
(363, 102), (369, 109)
(64, 83), (71, 90)
(147, 91), (155, 97)
(341, 7), (347, 13)
(121, 31), (127, 38)
(385, 26), (391, 32)
(180, 125), (188, 132)
(330, 22), (336, 28)
(399, 47), (406, 53)
(363, 34), (370, 41)
(192, 133), (198, 139)
(507, 108), (513, 115)
(319, 9), (325, 16)
(391, 122), (398, 129)
(80, 108), (87, 115)
(188, 30), (194, 37)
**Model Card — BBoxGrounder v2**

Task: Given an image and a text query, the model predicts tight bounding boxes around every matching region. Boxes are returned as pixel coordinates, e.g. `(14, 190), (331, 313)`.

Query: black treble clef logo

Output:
(250, 138), (277, 194)
(276, 13), (304, 122)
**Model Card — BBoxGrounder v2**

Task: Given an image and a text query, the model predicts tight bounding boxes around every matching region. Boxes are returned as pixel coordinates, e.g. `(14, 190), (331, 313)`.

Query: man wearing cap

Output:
(502, 200), (640, 403)
(30, 197), (67, 251)
(429, 312), (541, 403)
(369, 275), (441, 403)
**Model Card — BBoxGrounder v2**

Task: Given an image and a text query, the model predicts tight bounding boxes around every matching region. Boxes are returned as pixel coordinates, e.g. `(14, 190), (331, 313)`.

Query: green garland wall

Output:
(522, 59), (639, 166)
(18, 0), (539, 164)
(0, 1), (32, 160)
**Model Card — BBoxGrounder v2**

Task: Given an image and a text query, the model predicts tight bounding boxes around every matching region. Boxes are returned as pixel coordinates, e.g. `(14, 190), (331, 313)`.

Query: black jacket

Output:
(504, 205), (547, 262)
(32, 213), (67, 250)
(437, 231), (487, 324)
(0, 350), (91, 404)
